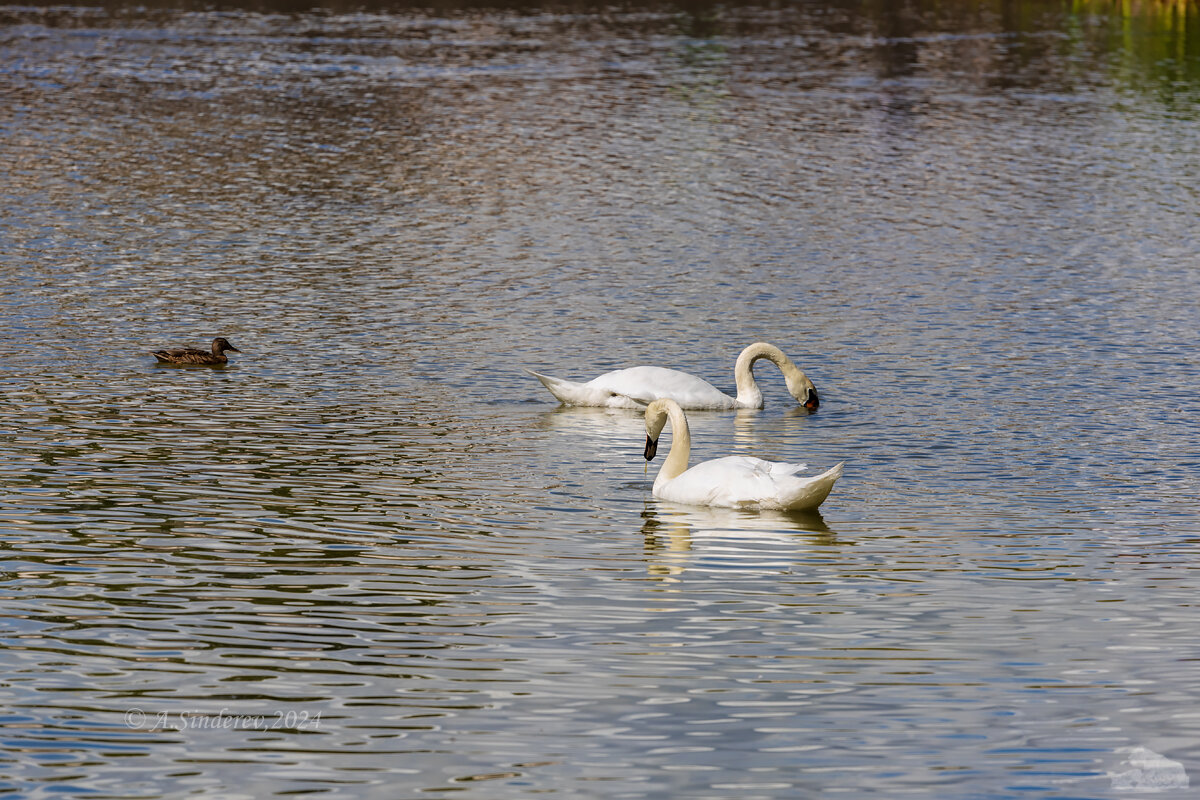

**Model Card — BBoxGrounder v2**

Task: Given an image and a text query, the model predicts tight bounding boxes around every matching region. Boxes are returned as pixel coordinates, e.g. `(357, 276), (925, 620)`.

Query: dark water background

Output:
(1, 1), (1199, 797)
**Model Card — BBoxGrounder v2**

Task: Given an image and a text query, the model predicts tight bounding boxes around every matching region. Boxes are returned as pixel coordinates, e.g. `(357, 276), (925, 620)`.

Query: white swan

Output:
(642, 398), (843, 511)
(527, 342), (819, 411)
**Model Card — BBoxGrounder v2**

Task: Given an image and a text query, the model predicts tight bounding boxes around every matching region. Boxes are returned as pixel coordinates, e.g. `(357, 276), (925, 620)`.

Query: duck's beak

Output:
(803, 387), (819, 412)
(643, 435), (658, 461)
(227, 345), (242, 352)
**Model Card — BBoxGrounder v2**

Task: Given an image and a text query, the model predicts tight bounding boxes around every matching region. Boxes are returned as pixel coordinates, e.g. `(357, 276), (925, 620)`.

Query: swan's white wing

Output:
(759, 460), (809, 477)
(587, 367), (737, 410)
(655, 456), (779, 507)
(656, 457), (842, 511)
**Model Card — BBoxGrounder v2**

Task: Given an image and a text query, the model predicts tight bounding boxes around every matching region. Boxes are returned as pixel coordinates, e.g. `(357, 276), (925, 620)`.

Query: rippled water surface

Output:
(2, 0), (1199, 797)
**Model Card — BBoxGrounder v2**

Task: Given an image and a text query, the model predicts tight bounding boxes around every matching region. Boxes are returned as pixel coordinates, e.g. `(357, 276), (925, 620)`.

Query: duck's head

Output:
(213, 337), (241, 354)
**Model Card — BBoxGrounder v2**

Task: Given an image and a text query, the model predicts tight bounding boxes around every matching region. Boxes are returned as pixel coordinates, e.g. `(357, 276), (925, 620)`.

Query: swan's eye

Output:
(643, 436), (658, 461)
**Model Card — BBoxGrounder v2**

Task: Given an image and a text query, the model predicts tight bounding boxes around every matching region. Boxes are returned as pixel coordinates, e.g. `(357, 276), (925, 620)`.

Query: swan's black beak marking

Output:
(803, 388), (820, 412)
(644, 435), (658, 461)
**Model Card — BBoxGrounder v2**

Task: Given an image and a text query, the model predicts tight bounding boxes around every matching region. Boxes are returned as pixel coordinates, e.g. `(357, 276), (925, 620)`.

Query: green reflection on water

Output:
(1071, 0), (1200, 107)
(4, 0), (1198, 105)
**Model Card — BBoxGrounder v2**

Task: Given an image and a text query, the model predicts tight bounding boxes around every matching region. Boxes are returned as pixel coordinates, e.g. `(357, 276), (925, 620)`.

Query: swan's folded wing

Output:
(765, 460), (809, 477)
(589, 366), (737, 410)
(658, 457), (841, 511)
(658, 457), (779, 508)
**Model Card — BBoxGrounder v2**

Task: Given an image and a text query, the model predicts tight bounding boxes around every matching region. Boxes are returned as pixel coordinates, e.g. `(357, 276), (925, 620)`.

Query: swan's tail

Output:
(525, 369), (588, 405)
(781, 462), (844, 511)
(525, 369), (640, 407)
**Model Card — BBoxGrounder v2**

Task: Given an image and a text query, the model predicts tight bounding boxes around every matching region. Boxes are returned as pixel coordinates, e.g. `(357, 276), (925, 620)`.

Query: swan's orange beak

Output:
(803, 388), (819, 412)
(644, 435), (658, 461)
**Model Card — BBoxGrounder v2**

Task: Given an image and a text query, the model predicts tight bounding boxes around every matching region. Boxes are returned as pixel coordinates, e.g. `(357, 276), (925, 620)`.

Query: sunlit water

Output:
(1, 1), (1199, 797)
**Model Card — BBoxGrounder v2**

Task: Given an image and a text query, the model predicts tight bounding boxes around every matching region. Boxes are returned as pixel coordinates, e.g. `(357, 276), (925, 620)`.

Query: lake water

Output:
(1, 1), (1198, 797)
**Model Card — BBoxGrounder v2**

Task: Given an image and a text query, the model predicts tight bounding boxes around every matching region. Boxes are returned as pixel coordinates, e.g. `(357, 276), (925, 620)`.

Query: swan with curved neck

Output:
(527, 342), (819, 411)
(642, 398), (843, 511)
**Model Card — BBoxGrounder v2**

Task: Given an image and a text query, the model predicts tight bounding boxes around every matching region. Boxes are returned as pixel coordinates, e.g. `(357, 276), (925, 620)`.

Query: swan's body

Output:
(151, 337), (241, 365)
(528, 342), (819, 411)
(642, 398), (842, 511)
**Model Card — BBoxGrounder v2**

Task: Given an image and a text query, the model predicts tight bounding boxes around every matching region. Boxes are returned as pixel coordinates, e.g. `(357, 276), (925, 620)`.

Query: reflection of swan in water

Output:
(535, 405), (642, 436)
(642, 502), (834, 540)
(533, 406), (645, 464)
(527, 342), (819, 411)
(641, 502), (837, 577)
(1109, 746), (1189, 792)
(535, 404), (738, 463)
(643, 398), (843, 511)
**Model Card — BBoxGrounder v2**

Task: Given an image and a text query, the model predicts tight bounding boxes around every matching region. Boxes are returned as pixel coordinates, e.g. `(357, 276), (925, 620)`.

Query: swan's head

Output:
(740, 343), (819, 413)
(801, 385), (819, 412)
(783, 370), (819, 413)
(643, 435), (658, 461)
(642, 398), (673, 462)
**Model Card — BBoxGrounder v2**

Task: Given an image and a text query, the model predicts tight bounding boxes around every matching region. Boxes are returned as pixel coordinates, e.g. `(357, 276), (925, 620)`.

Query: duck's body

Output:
(528, 342), (819, 412)
(151, 337), (241, 366)
(643, 398), (842, 511)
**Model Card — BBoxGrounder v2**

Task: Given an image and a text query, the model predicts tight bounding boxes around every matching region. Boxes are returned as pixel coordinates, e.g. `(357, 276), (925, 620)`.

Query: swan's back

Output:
(656, 457), (842, 511)
(587, 367), (737, 409)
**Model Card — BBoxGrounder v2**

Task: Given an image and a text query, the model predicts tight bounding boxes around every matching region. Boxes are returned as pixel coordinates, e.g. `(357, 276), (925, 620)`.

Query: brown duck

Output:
(151, 337), (242, 365)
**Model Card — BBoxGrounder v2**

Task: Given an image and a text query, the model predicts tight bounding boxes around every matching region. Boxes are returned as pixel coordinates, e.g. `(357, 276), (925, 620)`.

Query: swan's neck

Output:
(733, 342), (809, 407)
(651, 402), (691, 486)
